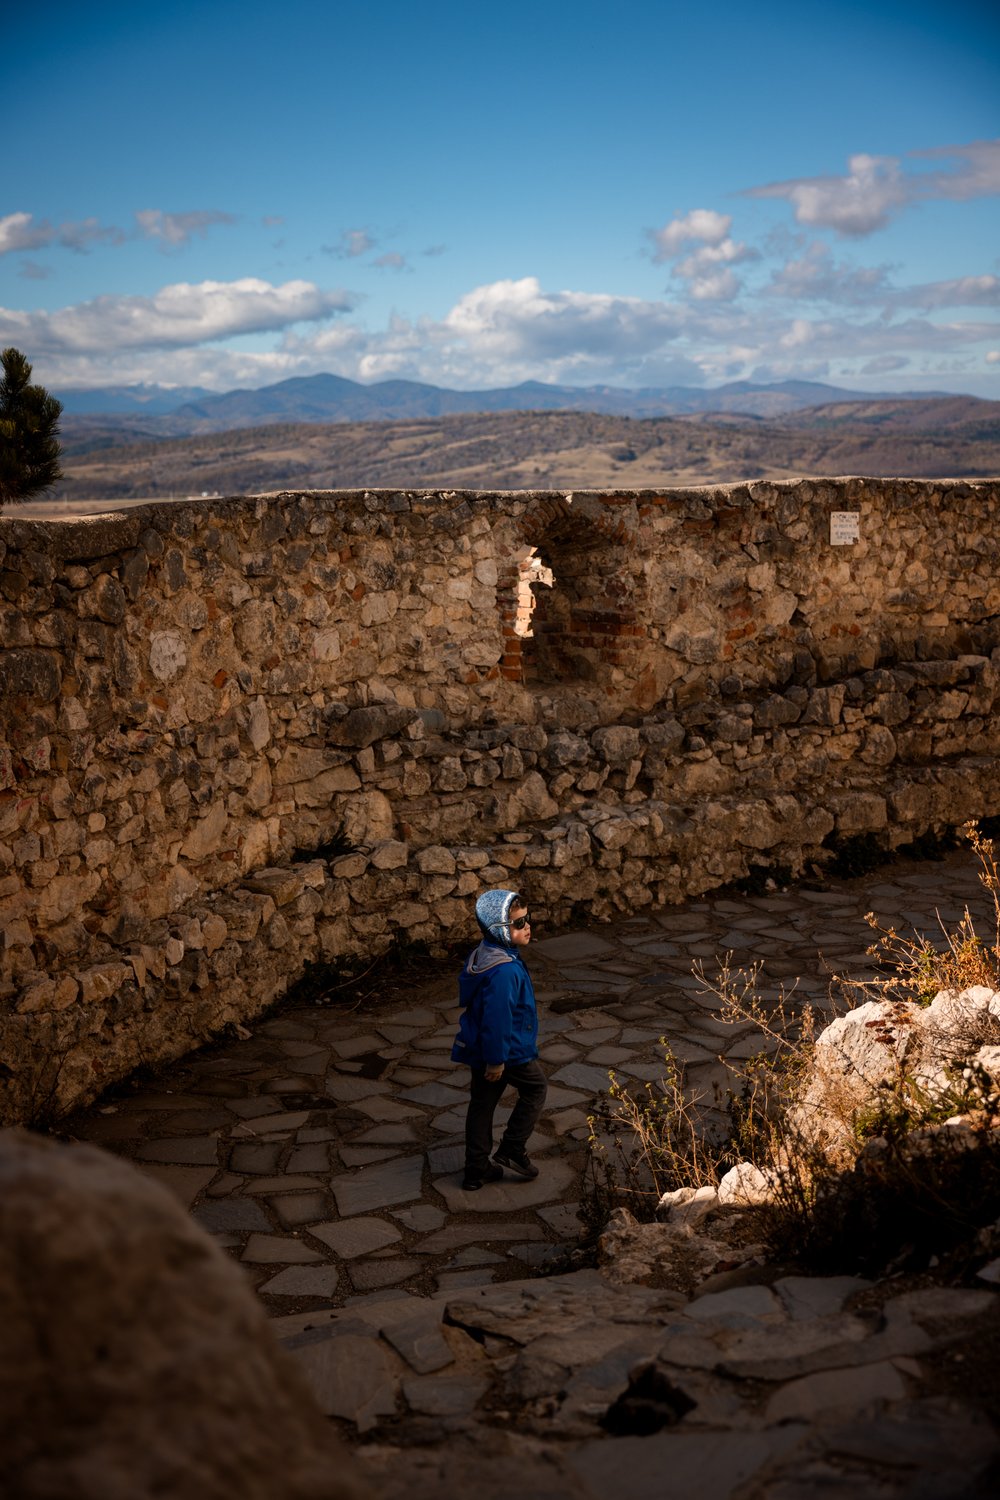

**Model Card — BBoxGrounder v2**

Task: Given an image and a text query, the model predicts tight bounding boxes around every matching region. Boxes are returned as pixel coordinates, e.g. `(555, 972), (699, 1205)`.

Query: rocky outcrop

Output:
(791, 984), (1000, 1157)
(289, 1266), (1000, 1500)
(0, 1129), (369, 1500)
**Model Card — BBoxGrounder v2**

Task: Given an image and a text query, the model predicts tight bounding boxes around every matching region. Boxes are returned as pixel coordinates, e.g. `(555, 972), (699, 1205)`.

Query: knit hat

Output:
(475, 888), (521, 946)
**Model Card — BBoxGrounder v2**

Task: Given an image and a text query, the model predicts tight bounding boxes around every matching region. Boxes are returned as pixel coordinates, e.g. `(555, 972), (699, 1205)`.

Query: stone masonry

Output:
(2, 479), (1000, 1122)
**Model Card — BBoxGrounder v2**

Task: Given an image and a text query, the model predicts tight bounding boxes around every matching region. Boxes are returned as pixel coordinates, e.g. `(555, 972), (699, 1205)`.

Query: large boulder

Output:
(0, 1130), (369, 1500)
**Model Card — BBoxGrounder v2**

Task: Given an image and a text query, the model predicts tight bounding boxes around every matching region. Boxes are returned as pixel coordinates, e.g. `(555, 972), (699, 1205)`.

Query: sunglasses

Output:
(510, 914), (531, 931)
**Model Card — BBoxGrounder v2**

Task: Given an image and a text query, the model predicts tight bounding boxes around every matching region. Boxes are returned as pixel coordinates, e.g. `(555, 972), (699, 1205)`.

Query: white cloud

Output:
(648, 209), (731, 262)
(373, 252), (408, 271)
(0, 278), (355, 356)
(442, 277), (686, 366)
(135, 209), (238, 246)
(2, 208), (236, 257)
(749, 139), (1000, 238)
(907, 275), (1000, 309)
(914, 139), (1000, 200)
(0, 212), (49, 254)
(751, 153), (908, 237)
(325, 228), (376, 259)
(766, 245), (1000, 311)
(861, 355), (909, 375)
(986, 351), (1000, 365)
(765, 243), (896, 303)
(11, 270), (1000, 397)
(0, 211), (125, 255)
(672, 238), (757, 301)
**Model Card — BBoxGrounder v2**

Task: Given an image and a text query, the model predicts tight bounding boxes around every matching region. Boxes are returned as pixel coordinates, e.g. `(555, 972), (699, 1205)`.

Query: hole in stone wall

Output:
(514, 546), (554, 639)
(522, 535), (601, 686)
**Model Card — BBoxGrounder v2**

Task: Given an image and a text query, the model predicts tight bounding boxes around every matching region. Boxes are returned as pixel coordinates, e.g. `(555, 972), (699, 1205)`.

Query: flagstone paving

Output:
(65, 846), (996, 1311)
(62, 846), (1000, 1490)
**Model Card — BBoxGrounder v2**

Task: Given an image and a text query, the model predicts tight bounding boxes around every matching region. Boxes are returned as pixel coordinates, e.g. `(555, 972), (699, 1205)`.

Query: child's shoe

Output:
(462, 1163), (504, 1191)
(493, 1146), (539, 1179)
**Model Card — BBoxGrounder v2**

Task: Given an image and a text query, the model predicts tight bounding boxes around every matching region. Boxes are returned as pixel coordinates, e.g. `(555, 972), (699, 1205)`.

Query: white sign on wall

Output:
(830, 511), (860, 546)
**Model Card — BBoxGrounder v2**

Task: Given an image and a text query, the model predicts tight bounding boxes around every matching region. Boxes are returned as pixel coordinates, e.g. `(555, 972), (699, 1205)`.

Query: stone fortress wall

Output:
(2, 477), (1000, 1123)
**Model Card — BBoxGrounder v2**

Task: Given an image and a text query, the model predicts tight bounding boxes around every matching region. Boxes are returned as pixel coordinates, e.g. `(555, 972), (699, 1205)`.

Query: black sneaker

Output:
(494, 1146), (539, 1180)
(462, 1163), (503, 1191)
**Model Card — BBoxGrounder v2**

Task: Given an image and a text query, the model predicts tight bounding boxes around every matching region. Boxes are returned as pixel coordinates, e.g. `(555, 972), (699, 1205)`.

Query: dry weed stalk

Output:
(846, 822), (1000, 1007)
(586, 1042), (722, 1218)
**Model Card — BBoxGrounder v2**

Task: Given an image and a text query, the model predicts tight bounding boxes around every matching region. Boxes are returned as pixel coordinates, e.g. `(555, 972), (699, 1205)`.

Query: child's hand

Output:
(484, 1064), (504, 1082)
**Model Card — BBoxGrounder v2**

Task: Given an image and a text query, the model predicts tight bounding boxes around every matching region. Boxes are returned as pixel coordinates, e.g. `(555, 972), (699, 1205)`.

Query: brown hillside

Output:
(30, 401), (1000, 514)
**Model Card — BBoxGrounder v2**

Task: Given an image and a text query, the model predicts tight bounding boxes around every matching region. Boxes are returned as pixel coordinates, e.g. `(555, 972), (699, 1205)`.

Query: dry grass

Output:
(585, 823), (1000, 1274)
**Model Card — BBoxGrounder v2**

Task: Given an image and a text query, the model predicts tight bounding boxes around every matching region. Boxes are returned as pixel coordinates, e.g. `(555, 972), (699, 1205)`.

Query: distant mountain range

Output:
(55, 373), (954, 439)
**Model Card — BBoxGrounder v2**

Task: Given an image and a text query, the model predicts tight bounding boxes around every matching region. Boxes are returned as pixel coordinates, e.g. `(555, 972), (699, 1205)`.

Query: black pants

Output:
(464, 1060), (548, 1175)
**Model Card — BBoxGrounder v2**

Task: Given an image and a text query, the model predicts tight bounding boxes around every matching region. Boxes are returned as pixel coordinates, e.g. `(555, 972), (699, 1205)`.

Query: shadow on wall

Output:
(498, 492), (655, 706)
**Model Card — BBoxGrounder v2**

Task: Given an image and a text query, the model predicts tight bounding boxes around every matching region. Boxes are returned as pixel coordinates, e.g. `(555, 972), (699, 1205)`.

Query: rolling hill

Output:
(29, 396), (999, 516)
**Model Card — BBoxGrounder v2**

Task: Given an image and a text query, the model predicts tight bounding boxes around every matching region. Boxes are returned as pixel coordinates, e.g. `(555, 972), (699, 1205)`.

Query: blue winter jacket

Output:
(451, 940), (538, 1069)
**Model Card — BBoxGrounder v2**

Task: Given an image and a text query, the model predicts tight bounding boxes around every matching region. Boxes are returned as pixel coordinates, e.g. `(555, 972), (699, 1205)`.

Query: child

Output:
(451, 888), (548, 1191)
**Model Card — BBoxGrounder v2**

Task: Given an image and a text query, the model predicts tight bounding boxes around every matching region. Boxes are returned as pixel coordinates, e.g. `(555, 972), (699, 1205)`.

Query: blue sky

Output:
(2, 0), (999, 396)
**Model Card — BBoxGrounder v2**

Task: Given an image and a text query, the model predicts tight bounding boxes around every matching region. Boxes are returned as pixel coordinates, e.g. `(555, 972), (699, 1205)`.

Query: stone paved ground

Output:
(65, 847), (1000, 1496)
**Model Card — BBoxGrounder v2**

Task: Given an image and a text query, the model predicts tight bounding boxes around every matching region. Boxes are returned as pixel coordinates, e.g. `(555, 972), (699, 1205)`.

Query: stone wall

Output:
(2, 478), (1000, 1122)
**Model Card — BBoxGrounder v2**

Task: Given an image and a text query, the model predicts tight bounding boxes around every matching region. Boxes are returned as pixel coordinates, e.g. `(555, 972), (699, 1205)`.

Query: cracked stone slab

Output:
(230, 1110), (312, 1136)
(414, 1222), (547, 1255)
(539, 1043), (582, 1063)
(544, 1084), (589, 1108)
(551, 1063), (615, 1094)
(228, 1142), (283, 1174)
(449, 1248), (506, 1268)
(401, 1373), (491, 1417)
(398, 1082), (469, 1107)
(538, 1203), (584, 1236)
(324, 1076), (394, 1102)
(357, 1122), (422, 1144)
(258, 1264), (341, 1297)
(685, 1284), (785, 1326)
(133, 1162), (215, 1207)
(584, 1046), (633, 1065)
(393, 1204), (446, 1232)
(241, 1174), (323, 1193)
(284, 1328), (401, 1430)
(192, 1197), (272, 1235)
(353, 1096), (427, 1122)
(445, 1271), (679, 1346)
(774, 1276), (873, 1321)
(310, 1217), (403, 1258)
(568, 1426), (807, 1500)
(357, 1437), (589, 1500)
(270, 1190), (331, 1227)
(242, 1233), (323, 1264)
(767, 1358), (911, 1423)
(433, 1160), (576, 1213)
(384, 1308), (455, 1374)
(333, 1032), (390, 1058)
(798, 1400), (1000, 1486)
(426, 1143), (465, 1174)
(710, 1309), (917, 1382)
(533, 933), (618, 961)
(331, 1154), (425, 1215)
(348, 1258), (424, 1292)
(434, 1269), (497, 1292)
(135, 1136), (221, 1166)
